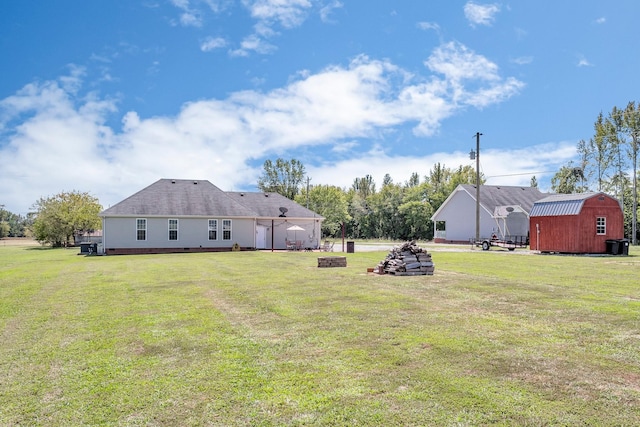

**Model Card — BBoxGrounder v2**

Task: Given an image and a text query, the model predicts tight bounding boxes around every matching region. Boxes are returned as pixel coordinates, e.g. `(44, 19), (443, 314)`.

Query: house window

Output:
(136, 218), (147, 241)
(222, 219), (232, 240)
(596, 217), (606, 235)
(169, 219), (178, 240)
(208, 219), (218, 240)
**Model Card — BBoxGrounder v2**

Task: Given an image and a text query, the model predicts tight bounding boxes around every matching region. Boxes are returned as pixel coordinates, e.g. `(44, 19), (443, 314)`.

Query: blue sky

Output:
(1, 1), (638, 214)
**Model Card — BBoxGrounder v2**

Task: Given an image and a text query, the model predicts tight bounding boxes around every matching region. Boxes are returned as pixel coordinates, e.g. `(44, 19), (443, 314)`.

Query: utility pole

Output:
(633, 132), (638, 245)
(470, 132), (482, 241)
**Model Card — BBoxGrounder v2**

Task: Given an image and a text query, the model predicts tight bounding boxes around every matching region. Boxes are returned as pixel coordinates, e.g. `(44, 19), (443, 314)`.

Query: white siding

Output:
(103, 217), (255, 249)
(432, 190), (496, 241)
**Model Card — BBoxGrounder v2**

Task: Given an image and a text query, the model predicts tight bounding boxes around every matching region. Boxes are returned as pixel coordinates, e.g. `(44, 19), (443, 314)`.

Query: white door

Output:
(256, 225), (267, 249)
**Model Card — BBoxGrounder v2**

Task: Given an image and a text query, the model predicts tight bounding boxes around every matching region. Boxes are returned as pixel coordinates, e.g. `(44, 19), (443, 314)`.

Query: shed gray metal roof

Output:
(459, 184), (547, 215)
(100, 179), (323, 219)
(529, 192), (603, 217)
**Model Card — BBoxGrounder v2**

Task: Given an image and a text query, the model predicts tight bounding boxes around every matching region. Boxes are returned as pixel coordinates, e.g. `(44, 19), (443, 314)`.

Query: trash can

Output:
(606, 239), (619, 255)
(346, 241), (355, 253)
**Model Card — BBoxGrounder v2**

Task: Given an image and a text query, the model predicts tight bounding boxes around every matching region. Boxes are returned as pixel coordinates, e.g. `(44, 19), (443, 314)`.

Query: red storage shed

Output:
(529, 192), (624, 254)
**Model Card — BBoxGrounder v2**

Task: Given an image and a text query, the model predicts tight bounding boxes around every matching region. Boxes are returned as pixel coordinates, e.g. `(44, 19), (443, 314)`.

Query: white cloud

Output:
(464, 1), (500, 27)
(200, 36), (228, 52)
(229, 34), (277, 56)
(595, 16), (606, 24)
(426, 41), (499, 82)
(169, 0), (203, 27)
(417, 22), (440, 32)
(168, 0), (334, 57)
(202, 0), (231, 13)
(226, 0), (313, 57)
(577, 54), (593, 67)
(244, 0), (312, 28)
(320, 0), (343, 23)
(423, 41), (524, 108)
(511, 56), (533, 65)
(0, 43), (531, 213)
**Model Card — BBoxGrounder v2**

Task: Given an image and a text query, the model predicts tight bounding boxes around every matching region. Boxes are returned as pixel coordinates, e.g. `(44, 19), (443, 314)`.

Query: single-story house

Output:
(529, 192), (624, 254)
(99, 179), (324, 255)
(431, 184), (547, 243)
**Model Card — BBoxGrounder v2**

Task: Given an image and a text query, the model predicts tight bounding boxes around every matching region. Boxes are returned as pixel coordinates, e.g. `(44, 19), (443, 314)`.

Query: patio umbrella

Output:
(286, 224), (305, 241)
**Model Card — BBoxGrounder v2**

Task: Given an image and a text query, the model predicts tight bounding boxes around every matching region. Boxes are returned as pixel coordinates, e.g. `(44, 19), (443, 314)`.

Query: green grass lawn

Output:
(1, 245), (639, 426)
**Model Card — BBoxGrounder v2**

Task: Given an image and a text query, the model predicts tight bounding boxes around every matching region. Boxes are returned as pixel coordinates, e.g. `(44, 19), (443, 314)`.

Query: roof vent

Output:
(193, 181), (198, 184)
(264, 193), (269, 197)
(240, 193), (244, 196)
(171, 180), (176, 184)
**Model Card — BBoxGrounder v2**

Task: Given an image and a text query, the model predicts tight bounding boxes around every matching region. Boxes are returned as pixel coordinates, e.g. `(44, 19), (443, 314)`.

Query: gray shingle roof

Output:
(100, 179), (323, 219)
(529, 192), (603, 217)
(226, 191), (323, 219)
(459, 184), (548, 214)
(101, 179), (258, 217)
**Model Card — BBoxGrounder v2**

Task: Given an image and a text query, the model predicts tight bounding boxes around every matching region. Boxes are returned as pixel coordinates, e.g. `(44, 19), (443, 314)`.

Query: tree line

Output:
(258, 159), (485, 240)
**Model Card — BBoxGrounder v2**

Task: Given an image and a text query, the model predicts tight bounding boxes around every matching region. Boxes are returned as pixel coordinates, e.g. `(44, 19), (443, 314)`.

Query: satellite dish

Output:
(279, 207), (288, 217)
(506, 206), (514, 212)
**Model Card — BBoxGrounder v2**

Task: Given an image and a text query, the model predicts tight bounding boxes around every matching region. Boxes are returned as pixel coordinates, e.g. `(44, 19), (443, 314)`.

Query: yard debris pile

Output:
(376, 241), (435, 275)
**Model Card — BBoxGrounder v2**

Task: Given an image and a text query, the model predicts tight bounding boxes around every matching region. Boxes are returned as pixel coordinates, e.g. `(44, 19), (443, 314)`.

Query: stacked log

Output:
(376, 241), (435, 275)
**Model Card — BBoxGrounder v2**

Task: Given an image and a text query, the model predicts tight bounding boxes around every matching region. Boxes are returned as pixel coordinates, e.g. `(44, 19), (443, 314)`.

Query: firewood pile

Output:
(376, 241), (435, 275)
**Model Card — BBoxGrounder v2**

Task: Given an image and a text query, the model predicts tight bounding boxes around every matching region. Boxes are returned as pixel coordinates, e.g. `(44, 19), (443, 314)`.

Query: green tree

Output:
(0, 205), (8, 238)
(351, 175), (376, 199)
(296, 185), (350, 238)
(0, 221), (9, 238)
(425, 163), (484, 213)
(346, 175), (377, 239)
(398, 200), (433, 240)
(406, 172), (420, 187)
(583, 102), (640, 244)
(620, 102), (640, 244)
(589, 113), (617, 191)
(257, 158), (306, 200)
(551, 164), (584, 194)
(0, 205), (29, 237)
(367, 180), (404, 239)
(31, 191), (102, 247)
